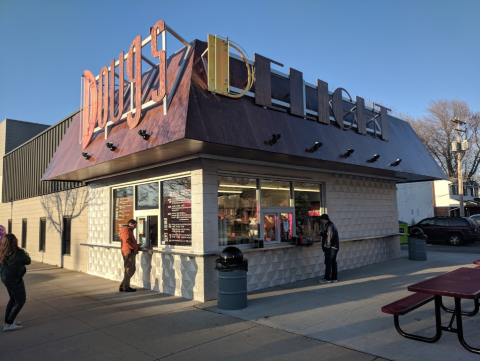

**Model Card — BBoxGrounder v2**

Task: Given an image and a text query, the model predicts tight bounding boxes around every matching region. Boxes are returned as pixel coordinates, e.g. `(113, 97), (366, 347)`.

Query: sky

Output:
(0, 0), (478, 126)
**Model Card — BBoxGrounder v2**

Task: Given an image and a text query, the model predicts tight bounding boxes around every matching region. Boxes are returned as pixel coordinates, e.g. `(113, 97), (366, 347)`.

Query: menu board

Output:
(162, 177), (192, 246)
(113, 187), (134, 242)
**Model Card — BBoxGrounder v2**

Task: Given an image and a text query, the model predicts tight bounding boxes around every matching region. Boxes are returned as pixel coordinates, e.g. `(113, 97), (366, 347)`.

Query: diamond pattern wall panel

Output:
(203, 236), (401, 301)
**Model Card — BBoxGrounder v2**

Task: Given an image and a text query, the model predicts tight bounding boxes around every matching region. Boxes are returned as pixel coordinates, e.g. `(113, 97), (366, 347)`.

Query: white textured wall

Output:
(85, 159), (401, 301)
(396, 182), (434, 225)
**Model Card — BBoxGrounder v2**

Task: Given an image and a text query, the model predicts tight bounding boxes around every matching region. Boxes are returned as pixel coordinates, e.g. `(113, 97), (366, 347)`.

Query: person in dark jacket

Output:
(0, 234), (31, 332)
(319, 214), (339, 284)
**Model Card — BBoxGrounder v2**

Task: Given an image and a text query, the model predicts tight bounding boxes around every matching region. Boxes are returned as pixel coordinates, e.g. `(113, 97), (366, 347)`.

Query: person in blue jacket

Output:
(0, 234), (31, 332)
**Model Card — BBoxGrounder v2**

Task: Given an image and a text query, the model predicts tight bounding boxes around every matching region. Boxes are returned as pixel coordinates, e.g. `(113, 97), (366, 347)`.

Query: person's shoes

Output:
(119, 286), (124, 292)
(319, 279), (331, 284)
(124, 287), (137, 292)
(331, 280), (338, 283)
(3, 323), (23, 332)
(3, 321), (21, 328)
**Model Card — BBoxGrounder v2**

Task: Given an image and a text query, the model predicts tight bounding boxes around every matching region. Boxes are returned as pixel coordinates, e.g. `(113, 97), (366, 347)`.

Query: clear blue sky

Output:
(0, 0), (478, 125)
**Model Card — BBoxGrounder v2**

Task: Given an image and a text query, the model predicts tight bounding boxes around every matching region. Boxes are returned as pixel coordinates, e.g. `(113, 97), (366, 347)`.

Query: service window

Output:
(294, 182), (322, 241)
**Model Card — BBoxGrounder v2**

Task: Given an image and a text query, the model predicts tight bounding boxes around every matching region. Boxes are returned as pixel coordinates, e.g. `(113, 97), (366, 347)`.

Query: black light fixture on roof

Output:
(368, 154), (380, 162)
(390, 158), (402, 166)
(82, 152), (91, 160)
(343, 148), (354, 158)
(305, 142), (322, 153)
(138, 129), (150, 140)
(106, 142), (117, 151)
(265, 134), (281, 146)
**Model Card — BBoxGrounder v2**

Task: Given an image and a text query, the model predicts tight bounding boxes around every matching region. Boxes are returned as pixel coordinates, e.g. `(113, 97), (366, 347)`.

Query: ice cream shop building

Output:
(0, 21), (446, 301)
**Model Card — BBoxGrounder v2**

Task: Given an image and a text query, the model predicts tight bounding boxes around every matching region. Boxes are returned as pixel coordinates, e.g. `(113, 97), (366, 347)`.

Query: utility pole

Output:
(451, 118), (467, 217)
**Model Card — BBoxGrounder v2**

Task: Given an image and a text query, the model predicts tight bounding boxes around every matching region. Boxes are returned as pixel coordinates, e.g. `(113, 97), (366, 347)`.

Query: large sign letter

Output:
(97, 66), (109, 129)
(150, 21), (166, 103)
(109, 52), (124, 124)
(126, 35), (142, 128)
(317, 79), (329, 125)
(254, 54), (285, 112)
(82, 70), (98, 150)
(289, 68), (304, 117)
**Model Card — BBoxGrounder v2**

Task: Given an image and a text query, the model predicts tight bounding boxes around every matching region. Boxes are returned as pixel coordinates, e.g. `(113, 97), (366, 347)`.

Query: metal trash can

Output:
(408, 228), (427, 261)
(215, 246), (248, 310)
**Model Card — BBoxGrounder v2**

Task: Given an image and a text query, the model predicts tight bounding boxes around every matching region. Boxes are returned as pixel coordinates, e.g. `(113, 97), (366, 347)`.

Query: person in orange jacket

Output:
(119, 219), (139, 292)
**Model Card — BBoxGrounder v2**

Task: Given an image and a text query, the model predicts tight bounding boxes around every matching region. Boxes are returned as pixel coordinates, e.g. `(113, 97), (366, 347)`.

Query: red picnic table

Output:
(406, 267), (480, 354)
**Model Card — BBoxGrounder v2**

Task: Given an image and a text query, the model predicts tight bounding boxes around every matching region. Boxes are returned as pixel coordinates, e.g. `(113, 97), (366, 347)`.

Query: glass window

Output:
(451, 218), (468, 227)
(136, 182), (159, 210)
(218, 177), (258, 246)
(21, 219), (27, 249)
(261, 179), (290, 207)
(62, 217), (71, 255)
(419, 219), (434, 226)
(294, 182), (322, 242)
(162, 177), (192, 246)
(113, 186), (134, 242)
(39, 218), (46, 251)
(436, 218), (448, 227)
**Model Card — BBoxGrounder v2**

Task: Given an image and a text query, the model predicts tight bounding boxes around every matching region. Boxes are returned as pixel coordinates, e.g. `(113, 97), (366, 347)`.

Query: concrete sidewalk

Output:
(1, 261), (383, 360)
(1, 250), (479, 360)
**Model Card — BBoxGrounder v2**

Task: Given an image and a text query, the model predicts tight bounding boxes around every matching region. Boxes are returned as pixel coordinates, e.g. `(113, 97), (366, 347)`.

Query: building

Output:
(0, 23), (446, 301)
(397, 180), (480, 224)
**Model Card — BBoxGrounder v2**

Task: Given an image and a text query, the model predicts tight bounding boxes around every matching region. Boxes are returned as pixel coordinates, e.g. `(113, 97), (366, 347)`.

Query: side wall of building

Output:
(396, 182), (434, 225)
(0, 187), (89, 272)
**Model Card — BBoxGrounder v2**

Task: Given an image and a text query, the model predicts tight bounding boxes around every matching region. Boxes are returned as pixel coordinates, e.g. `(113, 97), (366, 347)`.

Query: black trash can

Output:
(408, 228), (427, 261)
(215, 247), (248, 310)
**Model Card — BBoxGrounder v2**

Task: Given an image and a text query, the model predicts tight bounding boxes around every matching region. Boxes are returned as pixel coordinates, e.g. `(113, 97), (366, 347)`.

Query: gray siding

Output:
(2, 111), (83, 202)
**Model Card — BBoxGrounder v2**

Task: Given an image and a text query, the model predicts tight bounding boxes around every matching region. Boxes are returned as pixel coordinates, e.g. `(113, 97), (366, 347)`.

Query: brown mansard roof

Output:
(42, 40), (446, 183)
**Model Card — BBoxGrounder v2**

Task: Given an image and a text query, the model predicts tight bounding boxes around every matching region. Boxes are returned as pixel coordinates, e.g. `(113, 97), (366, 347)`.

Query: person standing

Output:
(0, 234), (31, 332)
(119, 219), (139, 292)
(319, 214), (339, 284)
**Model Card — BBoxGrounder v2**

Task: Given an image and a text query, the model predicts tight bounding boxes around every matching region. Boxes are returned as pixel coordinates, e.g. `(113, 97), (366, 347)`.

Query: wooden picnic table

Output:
(407, 267), (480, 354)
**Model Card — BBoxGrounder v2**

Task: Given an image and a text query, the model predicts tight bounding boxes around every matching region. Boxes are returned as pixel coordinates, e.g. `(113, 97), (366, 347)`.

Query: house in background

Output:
(396, 182), (434, 225)
(397, 180), (480, 224)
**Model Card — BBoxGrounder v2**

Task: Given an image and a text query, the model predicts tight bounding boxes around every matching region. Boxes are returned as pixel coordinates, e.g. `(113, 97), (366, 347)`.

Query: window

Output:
(162, 177), (192, 246)
(436, 218), (448, 227)
(62, 217), (71, 255)
(112, 186), (134, 242)
(39, 218), (46, 251)
(419, 219), (434, 226)
(135, 182), (159, 210)
(261, 179), (290, 207)
(451, 185), (458, 195)
(7, 219), (11, 233)
(218, 177), (258, 246)
(21, 219), (27, 248)
(451, 218), (468, 227)
(294, 182), (322, 241)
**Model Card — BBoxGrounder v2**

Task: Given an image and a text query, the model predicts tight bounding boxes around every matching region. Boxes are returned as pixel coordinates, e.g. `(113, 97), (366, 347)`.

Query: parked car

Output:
(469, 214), (480, 225)
(408, 216), (480, 245)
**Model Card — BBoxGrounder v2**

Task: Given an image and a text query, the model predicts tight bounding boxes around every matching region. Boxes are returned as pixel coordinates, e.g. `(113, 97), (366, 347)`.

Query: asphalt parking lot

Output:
(402, 241), (480, 254)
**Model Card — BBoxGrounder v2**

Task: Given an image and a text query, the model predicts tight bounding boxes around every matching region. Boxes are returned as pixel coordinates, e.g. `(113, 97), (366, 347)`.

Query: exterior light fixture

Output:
(390, 159), (402, 166)
(82, 152), (91, 160)
(306, 142), (322, 153)
(138, 130), (150, 140)
(343, 149), (354, 158)
(265, 134), (281, 146)
(106, 142), (117, 151)
(368, 154), (380, 162)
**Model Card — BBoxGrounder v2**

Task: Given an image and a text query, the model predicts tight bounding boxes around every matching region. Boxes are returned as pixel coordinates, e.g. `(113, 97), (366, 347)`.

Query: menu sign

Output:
(162, 178), (192, 245)
(113, 187), (134, 242)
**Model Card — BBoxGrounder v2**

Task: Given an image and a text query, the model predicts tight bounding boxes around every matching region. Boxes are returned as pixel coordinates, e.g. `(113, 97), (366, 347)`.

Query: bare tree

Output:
(398, 100), (479, 180)
(40, 187), (89, 267)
